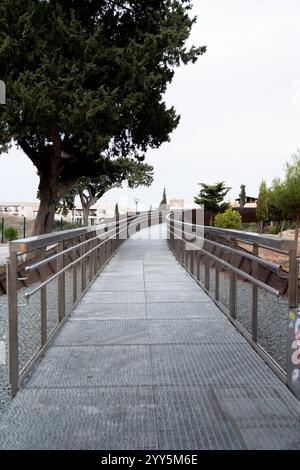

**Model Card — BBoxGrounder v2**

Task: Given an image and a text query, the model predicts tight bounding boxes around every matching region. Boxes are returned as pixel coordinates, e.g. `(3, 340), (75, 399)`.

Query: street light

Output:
(134, 198), (139, 214)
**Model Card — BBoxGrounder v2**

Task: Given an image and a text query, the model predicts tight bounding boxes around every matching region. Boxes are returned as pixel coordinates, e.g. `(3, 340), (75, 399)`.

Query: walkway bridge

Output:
(0, 211), (300, 449)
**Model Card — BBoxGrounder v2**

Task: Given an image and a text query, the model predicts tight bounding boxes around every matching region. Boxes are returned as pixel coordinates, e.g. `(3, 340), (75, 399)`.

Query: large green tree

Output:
(268, 150), (300, 234)
(58, 157), (154, 226)
(194, 182), (230, 225)
(0, 0), (205, 234)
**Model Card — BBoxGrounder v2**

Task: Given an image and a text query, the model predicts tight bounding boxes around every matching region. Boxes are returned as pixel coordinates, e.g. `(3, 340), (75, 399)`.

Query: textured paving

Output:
(0, 227), (300, 449)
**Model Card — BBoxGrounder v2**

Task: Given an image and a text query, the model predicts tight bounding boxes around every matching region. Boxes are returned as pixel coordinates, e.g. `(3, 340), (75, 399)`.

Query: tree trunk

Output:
(33, 175), (58, 235)
(79, 192), (97, 227)
(83, 204), (91, 226)
(279, 219), (285, 237)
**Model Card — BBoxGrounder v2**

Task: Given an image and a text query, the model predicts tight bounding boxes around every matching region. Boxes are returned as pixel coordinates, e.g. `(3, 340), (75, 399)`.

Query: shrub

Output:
(214, 209), (242, 229)
(4, 226), (18, 241)
(264, 225), (281, 235)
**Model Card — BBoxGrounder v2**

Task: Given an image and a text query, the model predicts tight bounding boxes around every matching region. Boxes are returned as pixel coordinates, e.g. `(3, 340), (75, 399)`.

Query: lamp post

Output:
(134, 198), (139, 214)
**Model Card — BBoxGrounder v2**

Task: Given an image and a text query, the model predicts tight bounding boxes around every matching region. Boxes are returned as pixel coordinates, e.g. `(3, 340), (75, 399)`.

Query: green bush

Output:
(214, 209), (242, 229)
(4, 226), (18, 241)
(264, 225), (281, 235)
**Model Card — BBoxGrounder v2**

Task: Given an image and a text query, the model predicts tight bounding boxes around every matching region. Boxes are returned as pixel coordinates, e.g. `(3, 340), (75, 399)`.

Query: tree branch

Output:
(18, 139), (41, 169)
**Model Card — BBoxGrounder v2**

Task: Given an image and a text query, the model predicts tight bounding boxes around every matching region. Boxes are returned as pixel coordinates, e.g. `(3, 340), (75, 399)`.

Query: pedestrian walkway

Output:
(0, 229), (300, 449)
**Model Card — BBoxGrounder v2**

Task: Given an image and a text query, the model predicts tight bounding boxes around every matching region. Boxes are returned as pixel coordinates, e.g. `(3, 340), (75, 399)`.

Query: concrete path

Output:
(0, 230), (300, 449)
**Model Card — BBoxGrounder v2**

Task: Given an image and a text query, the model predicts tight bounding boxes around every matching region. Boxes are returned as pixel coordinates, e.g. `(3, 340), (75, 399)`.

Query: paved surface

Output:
(0, 227), (300, 449)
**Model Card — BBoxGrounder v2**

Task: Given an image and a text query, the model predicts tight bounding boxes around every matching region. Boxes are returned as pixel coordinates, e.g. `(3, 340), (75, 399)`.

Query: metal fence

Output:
(167, 212), (300, 401)
(4, 209), (300, 403)
(5, 211), (164, 397)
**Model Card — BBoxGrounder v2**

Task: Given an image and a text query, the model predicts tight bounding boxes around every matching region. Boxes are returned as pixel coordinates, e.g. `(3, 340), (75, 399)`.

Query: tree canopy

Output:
(256, 180), (268, 232)
(194, 182), (230, 216)
(57, 156), (154, 225)
(268, 150), (300, 223)
(0, 0), (205, 233)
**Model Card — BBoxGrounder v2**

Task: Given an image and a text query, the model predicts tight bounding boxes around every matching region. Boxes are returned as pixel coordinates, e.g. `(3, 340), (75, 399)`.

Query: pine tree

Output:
(194, 182), (230, 225)
(160, 188), (167, 208)
(239, 185), (246, 208)
(256, 180), (268, 233)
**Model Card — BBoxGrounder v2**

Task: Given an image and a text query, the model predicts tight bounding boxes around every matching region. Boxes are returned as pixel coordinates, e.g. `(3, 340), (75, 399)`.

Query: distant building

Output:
(234, 196), (258, 206)
(68, 201), (132, 226)
(0, 202), (39, 219)
(0, 201), (132, 226)
(169, 198), (184, 210)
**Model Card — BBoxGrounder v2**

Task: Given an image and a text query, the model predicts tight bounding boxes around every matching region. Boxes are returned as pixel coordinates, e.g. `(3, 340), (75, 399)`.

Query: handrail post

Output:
(72, 237), (78, 304)
(57, 241), (65, 322)
(252, 243), (258, 343)
(170, 213), (174, 242)
(204, 237), (210, 290)
(7, 250), (19, 396)
(287, 248), (300, 400)
(81, 235), (87, 292)
(40, 263), (47, 347)
(229, 237), (237, 319)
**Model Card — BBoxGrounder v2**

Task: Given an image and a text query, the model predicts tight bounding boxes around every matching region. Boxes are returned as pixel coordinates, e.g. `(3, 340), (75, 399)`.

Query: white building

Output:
(169, 198), (184, 210)
(0, 202), (40, 219)
(69, 201), (132, 226)
(0, 201), (132, 226)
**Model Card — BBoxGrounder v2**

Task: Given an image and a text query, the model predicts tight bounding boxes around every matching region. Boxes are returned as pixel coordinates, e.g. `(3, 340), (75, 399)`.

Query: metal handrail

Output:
(5, 210), (166, 396)
(24, 214), (137, 273)
(169, 223), (281, 271)
(10, 210), (165, 254)
(23, 214), (151, 299)
(169, 226), (280, 296)
(166, 213), (297, 251)
(166, 211), (300, 401)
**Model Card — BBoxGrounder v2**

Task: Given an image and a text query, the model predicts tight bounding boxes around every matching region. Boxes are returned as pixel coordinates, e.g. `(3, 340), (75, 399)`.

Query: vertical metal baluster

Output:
(72, 238), (78, 304)
(89, 237), (93, 283)
(196, 251), (200, 281)
(81, 235), (86, 292)
(215, 254), (220, 302)
(7, 251), (19, 397)
(252, 243), (258, 342)
(58, 241), (65, 322)
(229, 237), (237, 319)
(191, 249), (195, 275)
(205, 254), (210, 291)
(40, 262), (47, 347)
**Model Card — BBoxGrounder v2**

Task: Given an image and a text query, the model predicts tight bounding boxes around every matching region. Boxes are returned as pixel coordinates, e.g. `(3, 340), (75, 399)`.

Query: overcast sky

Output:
(1, 0), (300, 211)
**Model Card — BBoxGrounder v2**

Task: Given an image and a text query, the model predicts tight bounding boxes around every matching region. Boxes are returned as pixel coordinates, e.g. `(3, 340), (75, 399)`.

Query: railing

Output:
(166, 212), (300, 400)
(5, 210), (165, 397)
